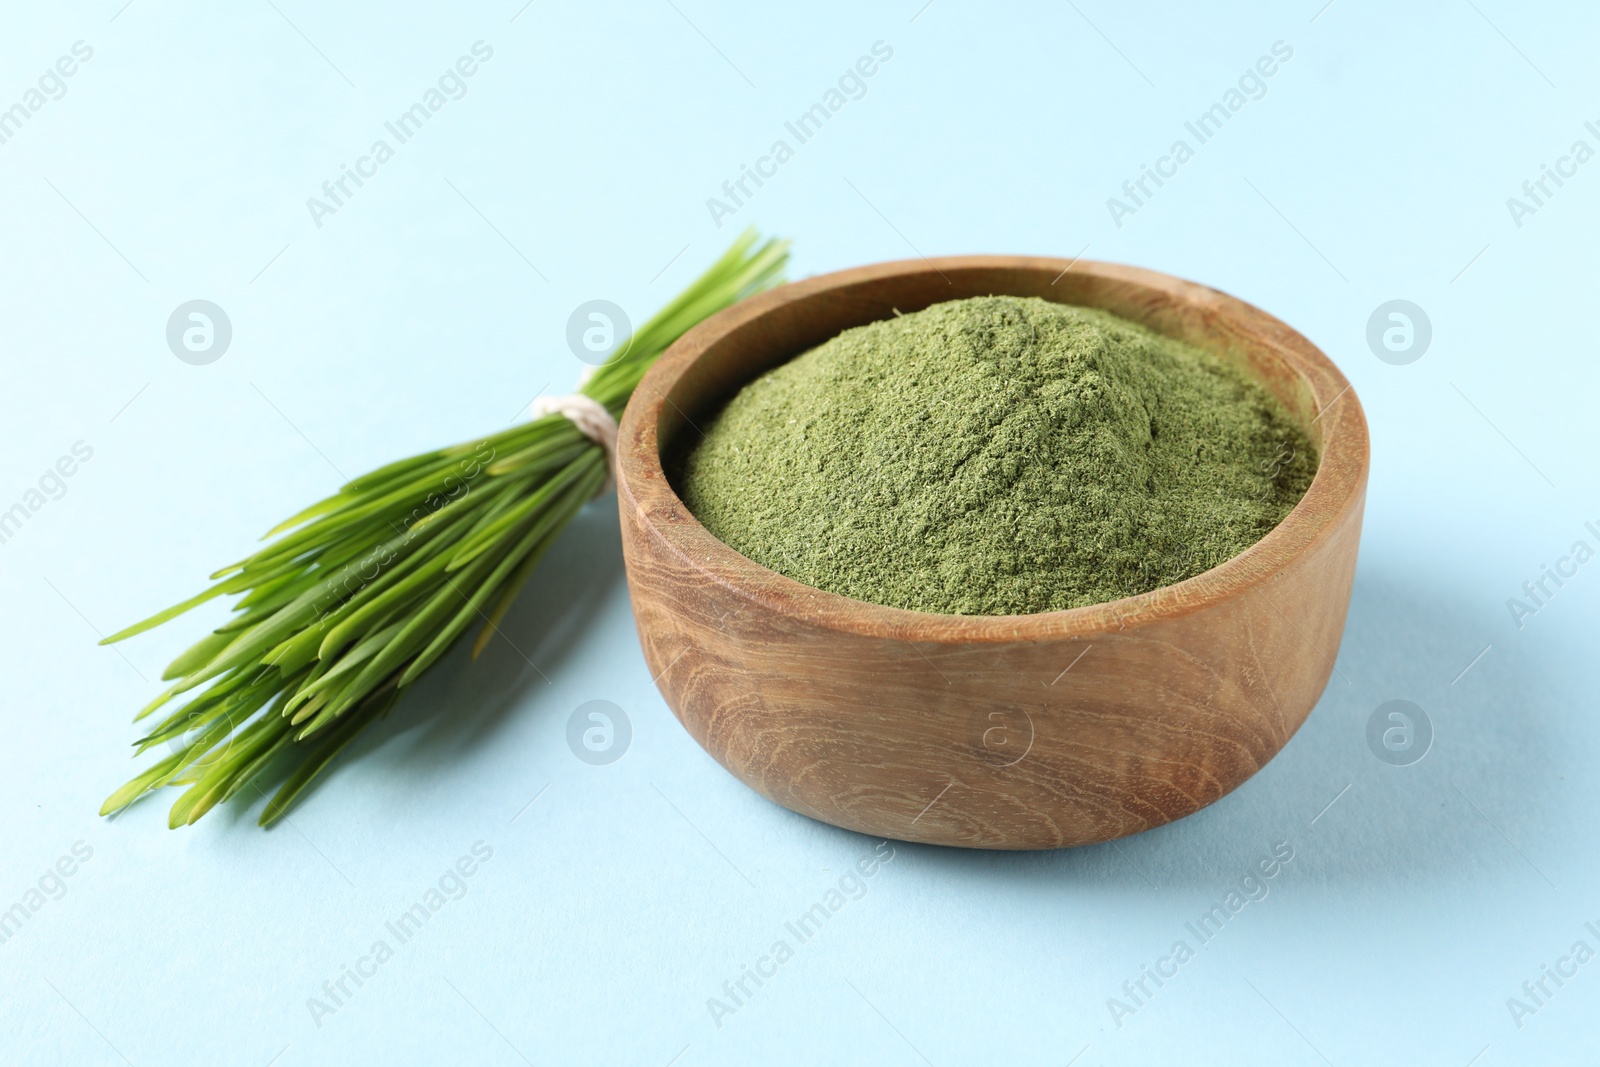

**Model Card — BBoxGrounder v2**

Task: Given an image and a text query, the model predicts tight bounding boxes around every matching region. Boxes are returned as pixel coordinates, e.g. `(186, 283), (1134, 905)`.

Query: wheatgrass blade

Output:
(99, 230), (789, 828)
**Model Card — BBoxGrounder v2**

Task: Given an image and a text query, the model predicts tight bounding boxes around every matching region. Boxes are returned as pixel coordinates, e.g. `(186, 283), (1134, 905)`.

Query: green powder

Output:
(671, 295), (1317, 615)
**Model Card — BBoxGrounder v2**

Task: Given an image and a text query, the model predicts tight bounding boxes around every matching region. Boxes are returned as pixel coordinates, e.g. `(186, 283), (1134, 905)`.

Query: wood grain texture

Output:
(616, 257), (1368, 850)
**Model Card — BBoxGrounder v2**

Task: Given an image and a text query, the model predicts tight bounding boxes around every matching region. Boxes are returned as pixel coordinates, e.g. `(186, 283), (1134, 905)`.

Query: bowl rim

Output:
(617, 255), (1369, 644)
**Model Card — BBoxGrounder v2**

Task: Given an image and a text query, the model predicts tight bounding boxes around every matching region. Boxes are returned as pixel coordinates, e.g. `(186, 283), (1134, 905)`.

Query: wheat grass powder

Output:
(672, 295), (1316, 616)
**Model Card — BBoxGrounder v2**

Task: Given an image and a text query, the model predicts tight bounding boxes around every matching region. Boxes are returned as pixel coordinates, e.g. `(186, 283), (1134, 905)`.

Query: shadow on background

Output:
(325, 499), (627, 782)
(832, 555), (1566, 895)
(237, 520), (1572, 906)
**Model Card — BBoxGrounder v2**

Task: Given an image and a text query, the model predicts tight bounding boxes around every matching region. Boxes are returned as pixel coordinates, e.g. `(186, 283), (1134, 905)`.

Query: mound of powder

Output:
(672, 295), (1316, 615)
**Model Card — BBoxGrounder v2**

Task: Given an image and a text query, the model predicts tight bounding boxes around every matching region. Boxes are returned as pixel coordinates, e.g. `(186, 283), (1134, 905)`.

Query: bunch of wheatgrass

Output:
(100, 231), (788, 828)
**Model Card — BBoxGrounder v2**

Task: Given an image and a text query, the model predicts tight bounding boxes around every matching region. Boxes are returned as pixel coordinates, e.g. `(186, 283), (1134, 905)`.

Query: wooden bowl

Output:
(616, 256), (1368, 850)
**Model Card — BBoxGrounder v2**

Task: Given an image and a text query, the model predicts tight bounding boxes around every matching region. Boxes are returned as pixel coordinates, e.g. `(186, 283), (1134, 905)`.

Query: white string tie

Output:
(530, 391), (618, 497)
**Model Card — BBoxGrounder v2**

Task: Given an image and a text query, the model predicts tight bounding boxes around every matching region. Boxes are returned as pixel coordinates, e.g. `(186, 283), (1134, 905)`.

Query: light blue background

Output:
(1, 1), (1596, 1064)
